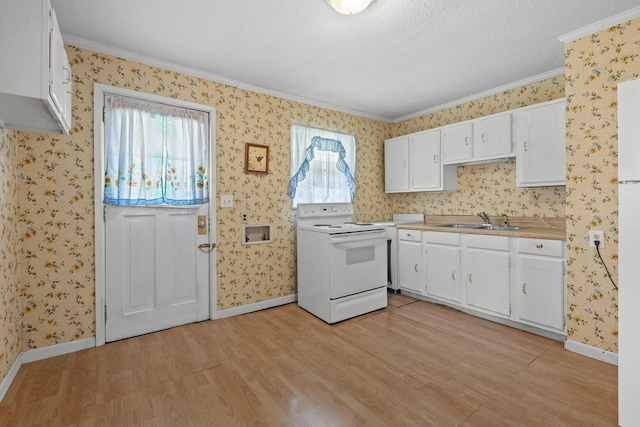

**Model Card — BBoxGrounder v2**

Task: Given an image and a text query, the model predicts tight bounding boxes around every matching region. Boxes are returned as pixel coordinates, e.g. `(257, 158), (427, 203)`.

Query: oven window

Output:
(346, 246), (375, 265)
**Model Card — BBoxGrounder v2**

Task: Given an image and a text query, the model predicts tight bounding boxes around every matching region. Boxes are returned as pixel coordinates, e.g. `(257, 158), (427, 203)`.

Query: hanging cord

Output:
(594, 240), (618, 290)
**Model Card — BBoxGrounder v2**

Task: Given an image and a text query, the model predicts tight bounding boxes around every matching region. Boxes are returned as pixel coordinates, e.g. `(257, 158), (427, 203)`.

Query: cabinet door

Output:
(442, 122), (473, 164)
(466, 248), (510, 317)
(411, 129), (441, 191)
(517, 255), (565, 331)
(398, 240), (424, 295)
(515, 99), (566, 187)
(48, 9), (72, 132)
(425, 243), (461, 303)
(385, 137), (409, 192)
(473, 112), (513, 160)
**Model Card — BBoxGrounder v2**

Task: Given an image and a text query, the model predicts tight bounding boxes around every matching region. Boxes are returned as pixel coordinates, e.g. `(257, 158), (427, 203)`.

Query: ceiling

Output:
(51, 0), (640, 122)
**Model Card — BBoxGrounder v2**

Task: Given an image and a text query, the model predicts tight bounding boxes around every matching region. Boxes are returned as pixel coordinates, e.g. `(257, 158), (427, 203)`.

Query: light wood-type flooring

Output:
(0, 293), (618, 426)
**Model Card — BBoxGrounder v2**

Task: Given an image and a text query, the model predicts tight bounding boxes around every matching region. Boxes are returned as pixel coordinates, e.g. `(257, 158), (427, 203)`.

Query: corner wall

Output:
(0, 127), (20, 382)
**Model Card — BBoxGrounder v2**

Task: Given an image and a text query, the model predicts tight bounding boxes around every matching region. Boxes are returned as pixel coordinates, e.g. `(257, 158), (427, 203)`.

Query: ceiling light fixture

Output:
(326, 0), (375, 15)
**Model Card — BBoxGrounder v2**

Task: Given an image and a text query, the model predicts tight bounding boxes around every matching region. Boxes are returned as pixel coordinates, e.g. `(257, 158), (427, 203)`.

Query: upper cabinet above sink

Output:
(442, 110), (514, 165)
(0, 0), (72, 135)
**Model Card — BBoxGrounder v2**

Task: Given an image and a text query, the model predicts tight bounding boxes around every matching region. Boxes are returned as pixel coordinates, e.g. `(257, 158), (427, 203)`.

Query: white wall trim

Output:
(215, 294), (297, 319)
(565, 339), (618, 366)
(0, 353), (23, 403)
(0, 338), (95, 402)
(20, 337), (96, 364)
(558, 6), (640, 43)
(392, 68), (565, 123)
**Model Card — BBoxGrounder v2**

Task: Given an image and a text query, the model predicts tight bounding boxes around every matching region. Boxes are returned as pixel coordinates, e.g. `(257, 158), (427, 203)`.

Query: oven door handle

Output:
(329, 231), (386, 244)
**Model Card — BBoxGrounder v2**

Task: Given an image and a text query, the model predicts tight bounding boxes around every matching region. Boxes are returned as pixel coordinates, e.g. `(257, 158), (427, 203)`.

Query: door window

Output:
(104, 94), (210, 206)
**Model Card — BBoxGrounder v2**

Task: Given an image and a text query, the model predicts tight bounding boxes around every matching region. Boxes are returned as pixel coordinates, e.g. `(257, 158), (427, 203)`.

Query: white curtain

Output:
(289, 124), (356, 207)
(104, 94), (209, 206)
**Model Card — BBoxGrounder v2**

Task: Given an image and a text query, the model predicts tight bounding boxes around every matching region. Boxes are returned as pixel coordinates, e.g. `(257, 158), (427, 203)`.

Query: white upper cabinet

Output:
(443, 111), (513, 165)
(515, 98), (566, 187)
(442, 121), (473, 164)
(0, 0), (72, 135)
(384, 136), (410, 192)
(472, 111), (513, 161)
(385, 129), (456, 193)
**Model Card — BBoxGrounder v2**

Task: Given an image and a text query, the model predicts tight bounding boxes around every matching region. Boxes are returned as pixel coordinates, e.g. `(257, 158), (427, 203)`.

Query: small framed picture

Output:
(244, 143), (270, 174)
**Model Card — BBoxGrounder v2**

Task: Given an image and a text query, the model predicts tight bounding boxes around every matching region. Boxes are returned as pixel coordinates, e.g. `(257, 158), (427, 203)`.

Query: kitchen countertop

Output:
(397, 215), (566, 241)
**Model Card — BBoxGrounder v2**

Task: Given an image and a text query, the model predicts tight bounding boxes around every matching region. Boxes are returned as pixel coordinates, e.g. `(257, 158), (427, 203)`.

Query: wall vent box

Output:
(242, 224), (272, 245)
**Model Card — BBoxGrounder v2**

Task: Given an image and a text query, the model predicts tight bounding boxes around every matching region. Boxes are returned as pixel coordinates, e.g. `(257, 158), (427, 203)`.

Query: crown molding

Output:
(62, 34), (393, 123)
(558, 5), (640, 43)
(392, 68), (565, 123)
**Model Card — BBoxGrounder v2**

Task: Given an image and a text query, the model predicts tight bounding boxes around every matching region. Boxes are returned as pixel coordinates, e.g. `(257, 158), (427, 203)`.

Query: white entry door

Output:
(105, 204), (211, 342)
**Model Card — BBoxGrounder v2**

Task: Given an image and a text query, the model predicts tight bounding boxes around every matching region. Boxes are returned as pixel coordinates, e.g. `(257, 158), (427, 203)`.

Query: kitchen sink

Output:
(436, 223), (526, 231)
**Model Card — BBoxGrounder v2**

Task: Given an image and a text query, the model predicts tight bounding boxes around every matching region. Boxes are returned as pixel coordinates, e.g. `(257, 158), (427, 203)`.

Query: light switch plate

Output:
(220, 195), (233, 208)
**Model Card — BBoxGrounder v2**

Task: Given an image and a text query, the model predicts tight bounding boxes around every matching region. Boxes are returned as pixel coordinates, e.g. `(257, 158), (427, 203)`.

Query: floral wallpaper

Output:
(392, 77), (566, 217)
(13, 45), (393, 354)
(1, 16), (636, 387)
(564, 17), (640, 352)
(0, 127), (20, 383)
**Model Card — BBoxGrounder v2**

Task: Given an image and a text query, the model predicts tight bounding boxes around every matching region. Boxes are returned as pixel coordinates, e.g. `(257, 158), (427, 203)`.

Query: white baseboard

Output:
(0, 337), (95, 403)
(215, 294), (297, 319)
(0, 353), (23, 403)
(565, 339), (618, 366)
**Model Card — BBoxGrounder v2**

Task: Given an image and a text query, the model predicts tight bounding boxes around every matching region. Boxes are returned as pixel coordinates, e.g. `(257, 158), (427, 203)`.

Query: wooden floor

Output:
(0, 294), (618, 426)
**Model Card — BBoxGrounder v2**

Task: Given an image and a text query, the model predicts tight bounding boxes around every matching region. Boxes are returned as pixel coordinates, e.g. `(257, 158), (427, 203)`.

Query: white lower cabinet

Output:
(516, 238), (566, 333)
(465, 234), (511, 318)
(397, 229), (425, 295)
(401, 229), (566, 338)
(424, 232), (461, 303)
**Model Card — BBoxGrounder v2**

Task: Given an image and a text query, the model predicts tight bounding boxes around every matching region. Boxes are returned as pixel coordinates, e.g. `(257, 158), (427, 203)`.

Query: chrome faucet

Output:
(476, 212), (490, 225)
(503, 214), (509, 226)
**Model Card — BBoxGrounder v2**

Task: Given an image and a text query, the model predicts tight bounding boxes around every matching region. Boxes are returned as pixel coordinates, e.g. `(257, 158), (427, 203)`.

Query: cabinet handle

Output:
(536, 243), (543, 249)
(433, 155), (438, 164)
(63, 67), (72, 84)
(481, 133), (487, 142)
(464, 136), (470, 146)
(523, 283), (527, 294)
(524, 141), (528, 151)
(468, 273), (472, 283)
(403, 160), (407, 167)
(452, 271), (456, 280)
(415, 264), (418, 273)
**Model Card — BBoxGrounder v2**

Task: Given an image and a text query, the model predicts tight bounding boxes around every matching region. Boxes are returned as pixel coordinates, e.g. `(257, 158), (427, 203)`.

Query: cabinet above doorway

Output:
(0, 0), (72, 135)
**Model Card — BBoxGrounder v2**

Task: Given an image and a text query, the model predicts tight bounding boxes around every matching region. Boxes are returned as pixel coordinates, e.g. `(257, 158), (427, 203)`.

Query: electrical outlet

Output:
(589, 230), (605, 248)
(242, 213), (247, 223)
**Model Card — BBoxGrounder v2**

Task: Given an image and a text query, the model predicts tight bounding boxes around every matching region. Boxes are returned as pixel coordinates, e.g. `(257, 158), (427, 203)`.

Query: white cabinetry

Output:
(397, 229), (425, 295)
(424, 232), (461, 303)
(384, 136), (409, 192)
(516, 238), (566, 333)
(465, 234), (511, 318)
(442, 121), (473, 164)
(473, 111), (514, 161)
(0, 0), (72, 134)
(515, 98), (566, 187)
(385, 129), (456, 193)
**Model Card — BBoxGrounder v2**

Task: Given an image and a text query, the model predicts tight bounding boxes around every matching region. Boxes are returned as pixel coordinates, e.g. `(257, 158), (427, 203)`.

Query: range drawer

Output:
(518, 238), (564, 257)
(398, 229), (421, 242)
